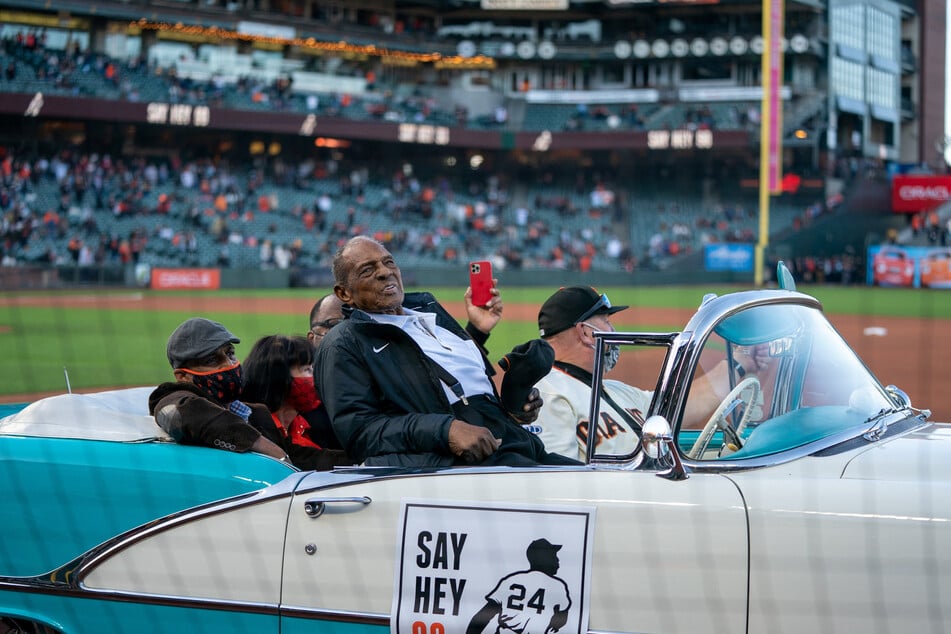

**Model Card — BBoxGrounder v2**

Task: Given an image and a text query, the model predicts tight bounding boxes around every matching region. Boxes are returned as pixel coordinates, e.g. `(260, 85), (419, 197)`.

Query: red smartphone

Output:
(469, 260), (494, 307)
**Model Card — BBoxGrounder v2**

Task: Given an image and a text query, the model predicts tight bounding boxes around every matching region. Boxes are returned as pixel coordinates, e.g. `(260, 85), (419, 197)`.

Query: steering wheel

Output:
(687, 376), (762, 459)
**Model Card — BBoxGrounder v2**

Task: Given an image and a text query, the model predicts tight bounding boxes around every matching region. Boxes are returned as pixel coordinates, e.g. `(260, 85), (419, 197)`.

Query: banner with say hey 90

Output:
(392, 499), (595, 634)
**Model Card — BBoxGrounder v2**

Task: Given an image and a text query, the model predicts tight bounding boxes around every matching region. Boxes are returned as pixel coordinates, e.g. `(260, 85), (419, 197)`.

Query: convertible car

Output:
(1, 271), (947, 634)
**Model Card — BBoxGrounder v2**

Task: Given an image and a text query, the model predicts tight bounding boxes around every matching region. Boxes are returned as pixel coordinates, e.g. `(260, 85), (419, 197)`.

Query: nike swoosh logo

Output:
(373, 343), (390, 353)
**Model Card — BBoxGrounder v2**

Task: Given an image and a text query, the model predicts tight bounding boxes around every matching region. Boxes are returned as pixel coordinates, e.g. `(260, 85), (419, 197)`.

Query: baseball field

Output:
(1, 284), (949, 421)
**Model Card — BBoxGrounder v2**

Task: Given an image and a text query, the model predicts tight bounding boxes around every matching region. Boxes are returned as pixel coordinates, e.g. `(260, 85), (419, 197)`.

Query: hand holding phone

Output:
(469, 260), (494, 307)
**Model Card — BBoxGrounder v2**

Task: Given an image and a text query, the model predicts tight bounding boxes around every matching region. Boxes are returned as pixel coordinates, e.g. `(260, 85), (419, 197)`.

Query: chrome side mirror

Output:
(884, 385), (911, 409)
(884, 385), (931, 419)
(642, 415), (689, 481)
(642, 415), (672, 460)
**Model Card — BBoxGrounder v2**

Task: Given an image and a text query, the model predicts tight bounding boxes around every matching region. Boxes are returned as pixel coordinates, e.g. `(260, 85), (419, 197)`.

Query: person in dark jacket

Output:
(149, 317), (290, 463)
(302, 280), (506, 450)
(315, 236), (578, 468)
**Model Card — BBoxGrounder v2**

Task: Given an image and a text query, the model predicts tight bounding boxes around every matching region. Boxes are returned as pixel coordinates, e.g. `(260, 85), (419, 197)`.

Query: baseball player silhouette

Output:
(466, 538), (572, 634)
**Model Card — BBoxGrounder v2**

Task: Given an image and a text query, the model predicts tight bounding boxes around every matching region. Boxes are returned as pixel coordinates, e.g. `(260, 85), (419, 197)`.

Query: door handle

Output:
(303, 496), (371, 518)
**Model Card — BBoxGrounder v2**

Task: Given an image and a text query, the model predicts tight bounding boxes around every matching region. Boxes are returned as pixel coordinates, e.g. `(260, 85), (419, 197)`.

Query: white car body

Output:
(1, 286), (947, 634)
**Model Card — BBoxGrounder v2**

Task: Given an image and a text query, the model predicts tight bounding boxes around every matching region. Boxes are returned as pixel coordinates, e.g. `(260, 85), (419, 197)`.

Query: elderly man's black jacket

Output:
(315, 292), (559, 467)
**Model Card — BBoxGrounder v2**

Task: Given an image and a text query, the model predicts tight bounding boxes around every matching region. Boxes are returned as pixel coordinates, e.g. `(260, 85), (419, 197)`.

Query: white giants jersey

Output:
(534, 365), (651, 461)
(486, 569), (571, 633)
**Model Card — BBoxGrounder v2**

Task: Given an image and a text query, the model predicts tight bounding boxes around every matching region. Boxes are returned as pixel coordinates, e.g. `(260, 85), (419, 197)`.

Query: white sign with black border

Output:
(392, 499), (595, 634)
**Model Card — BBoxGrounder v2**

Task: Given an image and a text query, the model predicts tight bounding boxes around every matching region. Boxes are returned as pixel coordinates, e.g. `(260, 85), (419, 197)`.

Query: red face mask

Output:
(287, 376), (321, 413)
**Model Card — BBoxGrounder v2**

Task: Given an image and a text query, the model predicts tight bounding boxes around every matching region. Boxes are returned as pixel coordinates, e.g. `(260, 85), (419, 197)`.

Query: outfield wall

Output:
(0, 264), (755, 291)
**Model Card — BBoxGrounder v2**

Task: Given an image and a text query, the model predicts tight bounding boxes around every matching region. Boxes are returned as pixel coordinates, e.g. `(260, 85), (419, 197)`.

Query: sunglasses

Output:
(310, 318), (343, 338)
(575, 293), (612, 326)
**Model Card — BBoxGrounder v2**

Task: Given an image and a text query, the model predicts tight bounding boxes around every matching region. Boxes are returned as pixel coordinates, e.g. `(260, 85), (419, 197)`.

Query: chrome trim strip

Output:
(279, 605), (389, 625)
(0, 579), (649, 633)
(278, 605), (645, 633)
(0, 579), (278, 616)
(18, 466), (602, 591)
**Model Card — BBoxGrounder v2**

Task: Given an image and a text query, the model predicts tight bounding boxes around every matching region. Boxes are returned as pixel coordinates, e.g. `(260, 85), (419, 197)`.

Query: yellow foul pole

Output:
(758, 0), (784, 285)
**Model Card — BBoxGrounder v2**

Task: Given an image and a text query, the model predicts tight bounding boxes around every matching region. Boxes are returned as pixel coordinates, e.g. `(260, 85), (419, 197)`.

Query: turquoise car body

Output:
(0, 434), (293, 578)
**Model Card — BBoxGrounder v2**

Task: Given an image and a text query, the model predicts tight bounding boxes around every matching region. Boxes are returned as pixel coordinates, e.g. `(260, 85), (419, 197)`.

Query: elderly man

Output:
(315, 236), (576, 467)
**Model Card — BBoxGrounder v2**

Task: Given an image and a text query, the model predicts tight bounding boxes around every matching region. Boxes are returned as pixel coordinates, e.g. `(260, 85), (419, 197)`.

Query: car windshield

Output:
(675, 303), (896, 461)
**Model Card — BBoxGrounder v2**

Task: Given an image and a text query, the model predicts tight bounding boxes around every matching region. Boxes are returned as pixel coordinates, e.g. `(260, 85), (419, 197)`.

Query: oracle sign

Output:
(151, 268), (221, 290)
(892, 175), (951, 213)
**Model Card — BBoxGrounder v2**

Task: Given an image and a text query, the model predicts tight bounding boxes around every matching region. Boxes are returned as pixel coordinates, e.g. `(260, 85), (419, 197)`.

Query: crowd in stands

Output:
(0, 139), (850, 278)
(772, 252), (863, 285)
(0, 26), (860, 278)
(1, 27), (777, 136)
(888, 207), (951, 248)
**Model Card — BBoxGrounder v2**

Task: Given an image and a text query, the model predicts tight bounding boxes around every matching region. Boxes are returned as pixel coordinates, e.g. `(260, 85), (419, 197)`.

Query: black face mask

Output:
(587, 342), (620, 372)
(181, 363), (244, 403)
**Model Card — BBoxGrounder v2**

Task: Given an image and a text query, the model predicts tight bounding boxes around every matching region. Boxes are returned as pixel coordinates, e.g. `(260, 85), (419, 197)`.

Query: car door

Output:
(279, 467), (748, 634)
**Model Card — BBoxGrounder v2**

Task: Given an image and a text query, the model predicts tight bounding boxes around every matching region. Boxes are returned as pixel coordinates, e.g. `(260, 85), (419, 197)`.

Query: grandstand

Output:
(0, 0), (946, 287)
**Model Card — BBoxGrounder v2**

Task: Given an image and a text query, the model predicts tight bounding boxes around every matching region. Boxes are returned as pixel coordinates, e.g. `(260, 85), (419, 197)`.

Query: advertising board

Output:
(891, 175), (951, 213)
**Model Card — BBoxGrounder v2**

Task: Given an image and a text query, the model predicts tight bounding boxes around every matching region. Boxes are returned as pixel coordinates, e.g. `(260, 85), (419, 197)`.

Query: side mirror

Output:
(642, 415), (690, 481)
(641, 415), (672, 460)
(883, 385), (931, 419)
(884, 385), (911, 409)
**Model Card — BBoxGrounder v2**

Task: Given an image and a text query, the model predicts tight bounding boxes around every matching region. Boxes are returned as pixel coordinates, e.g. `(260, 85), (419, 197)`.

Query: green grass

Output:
(0, 305), (305, 396)
(1, 284), (949, 398)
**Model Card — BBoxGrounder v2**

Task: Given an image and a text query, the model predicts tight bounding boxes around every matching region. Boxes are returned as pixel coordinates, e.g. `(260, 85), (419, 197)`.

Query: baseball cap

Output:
(538, 286), (628, 337)
(528, 538), (562, 553)
(166, 317), (240, 369)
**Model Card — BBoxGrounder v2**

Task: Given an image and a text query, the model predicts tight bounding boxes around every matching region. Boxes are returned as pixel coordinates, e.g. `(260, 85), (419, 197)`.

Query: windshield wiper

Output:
(862, 409), (893, 442)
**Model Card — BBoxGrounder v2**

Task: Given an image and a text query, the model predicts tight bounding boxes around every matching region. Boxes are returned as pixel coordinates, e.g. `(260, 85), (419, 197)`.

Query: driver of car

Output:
(528, 286), (770, 462)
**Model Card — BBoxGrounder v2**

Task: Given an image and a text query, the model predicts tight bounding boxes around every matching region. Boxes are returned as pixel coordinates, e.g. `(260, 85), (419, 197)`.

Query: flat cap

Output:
(166, 317), (240, 369)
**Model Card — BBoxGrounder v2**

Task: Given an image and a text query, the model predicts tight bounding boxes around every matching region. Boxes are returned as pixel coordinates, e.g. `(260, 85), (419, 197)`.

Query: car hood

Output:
(841, 423), (951, 482)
